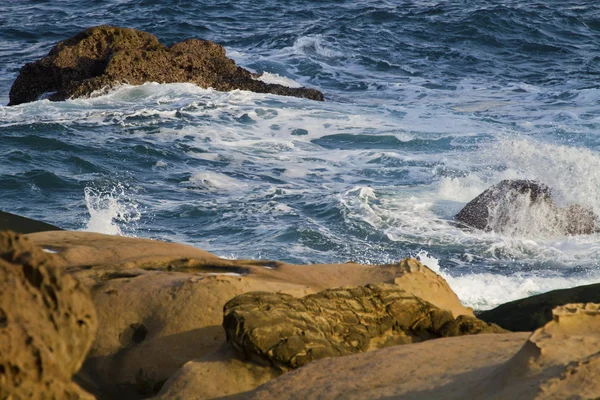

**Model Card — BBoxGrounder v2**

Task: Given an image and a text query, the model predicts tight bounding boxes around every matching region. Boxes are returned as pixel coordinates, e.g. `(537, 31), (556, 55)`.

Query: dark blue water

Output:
(2, 0), (600, 308)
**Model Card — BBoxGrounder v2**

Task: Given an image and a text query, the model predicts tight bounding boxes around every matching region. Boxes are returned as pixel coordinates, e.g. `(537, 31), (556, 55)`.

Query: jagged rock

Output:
(8, 25), (324, 106)
(223, 283), (505, 371)
(455, 179), (598, 235)
(0, 231), (97, 400)
(478, 282), (600, 332)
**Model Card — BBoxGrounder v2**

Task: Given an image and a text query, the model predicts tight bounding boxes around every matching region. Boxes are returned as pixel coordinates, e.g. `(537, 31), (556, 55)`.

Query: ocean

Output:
(2, 0), (600, 310)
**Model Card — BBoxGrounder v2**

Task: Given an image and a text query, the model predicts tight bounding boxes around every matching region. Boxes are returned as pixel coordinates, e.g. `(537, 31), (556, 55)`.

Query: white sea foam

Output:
(416, 250), (600, 310)
(83, 185), (141, 236)
(291, 35), (345, 59)
(186, 171), (249, 191)
(256, 72), (303, 88)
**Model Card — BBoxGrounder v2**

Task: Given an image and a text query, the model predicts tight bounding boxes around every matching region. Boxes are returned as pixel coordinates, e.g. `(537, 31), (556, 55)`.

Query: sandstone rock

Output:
(223, 283), (505, 371)
(154, 345), (280, 400)
(239, 332), (529, 400)
(241, 303), (600, 400)
(478, 282), (600, 332)
(8, 25), (324, 106)
(477, 303), (600, 399)
(0, 231), (96, 400)
(455, 179), (598, 235)
(23, 231), (474, 399)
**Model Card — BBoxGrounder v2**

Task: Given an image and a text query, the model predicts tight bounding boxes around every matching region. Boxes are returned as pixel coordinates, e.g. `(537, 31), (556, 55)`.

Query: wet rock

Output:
(0, 210), (62, 234)
(8, 25), (324, 106)
(0, 231), (96, 400)
(478, 282), (600, 332)
(455, 179), (598, 235)
(223, 283), (505, 371)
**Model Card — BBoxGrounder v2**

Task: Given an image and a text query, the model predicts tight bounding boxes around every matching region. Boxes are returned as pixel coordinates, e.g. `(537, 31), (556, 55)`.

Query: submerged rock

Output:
(0, 231), (96, 399)
(223, 283), (505, 371)
(8, 25), (324, 106)
(455, 179), (598, 236)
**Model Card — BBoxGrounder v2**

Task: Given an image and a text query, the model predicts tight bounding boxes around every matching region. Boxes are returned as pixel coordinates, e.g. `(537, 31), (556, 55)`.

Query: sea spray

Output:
(83, 184), (141, 236)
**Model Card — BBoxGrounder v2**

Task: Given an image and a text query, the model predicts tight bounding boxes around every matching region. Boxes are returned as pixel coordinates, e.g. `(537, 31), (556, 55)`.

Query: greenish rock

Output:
(223, 283), (506, 371)
(9, 25), (324, 106)
(478, 282), (600, 332)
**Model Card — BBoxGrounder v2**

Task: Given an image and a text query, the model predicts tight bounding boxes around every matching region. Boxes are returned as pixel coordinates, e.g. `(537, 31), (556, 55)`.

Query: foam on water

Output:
(416, 250), (600, 310)
(3, 0), (600, 309)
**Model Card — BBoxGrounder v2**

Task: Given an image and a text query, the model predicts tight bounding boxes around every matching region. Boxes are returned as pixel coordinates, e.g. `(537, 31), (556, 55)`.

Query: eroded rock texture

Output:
(8, 25), (324, 106)
(223, 283), (505, 371)
(0, 231), (97, 400)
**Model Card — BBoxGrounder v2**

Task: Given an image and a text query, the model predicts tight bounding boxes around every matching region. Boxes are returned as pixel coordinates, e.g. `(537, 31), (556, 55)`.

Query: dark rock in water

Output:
(0, 231), (97, 399)
(0, 210), (62, 234)
(223, 283), (506, 371)
(8, 25), (324, 106)
(478, 282), (600, 332)
(455, 179), (598, 235)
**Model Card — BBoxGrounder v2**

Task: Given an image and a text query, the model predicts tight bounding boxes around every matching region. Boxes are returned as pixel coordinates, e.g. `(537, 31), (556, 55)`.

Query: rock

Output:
(0, 231), (97, 400)
(455, 179), (598, 235)
(223, 283), (505, 371)
(154, 344), (280, 400)
(8, 25), (324, 106)
(23, 231), (474, 399)
(0, 210), (62, 234)
(478, 282), (600, 332)
(240, 333), (529, 400)
(240, 303), (600, 400)
(477, 303), (600, 399)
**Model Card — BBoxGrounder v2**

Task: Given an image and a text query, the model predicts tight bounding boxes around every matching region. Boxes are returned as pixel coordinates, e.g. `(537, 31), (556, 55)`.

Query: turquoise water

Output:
(2, 1), (600, 308)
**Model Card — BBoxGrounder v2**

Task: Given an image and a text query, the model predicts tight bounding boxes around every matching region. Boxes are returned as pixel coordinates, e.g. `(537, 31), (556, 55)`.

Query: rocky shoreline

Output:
(2, 224), (600, 399)
(8, 26), (324, 106)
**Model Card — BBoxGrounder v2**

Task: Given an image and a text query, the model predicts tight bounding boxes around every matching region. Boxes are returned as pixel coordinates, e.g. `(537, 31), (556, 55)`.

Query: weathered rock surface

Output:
(8, 25), (324, 106)
(223, 283), (505, 371)
(455, 179), (598, 235)
(478, 282), (600, 332)
(0, 231), (97, 400)
(241, 303), (600, 400)
(24, 231), (470, 399)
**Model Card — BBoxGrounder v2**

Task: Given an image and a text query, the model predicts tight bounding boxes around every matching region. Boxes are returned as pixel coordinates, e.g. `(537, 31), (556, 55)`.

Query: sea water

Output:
(2, 0), (600, 309)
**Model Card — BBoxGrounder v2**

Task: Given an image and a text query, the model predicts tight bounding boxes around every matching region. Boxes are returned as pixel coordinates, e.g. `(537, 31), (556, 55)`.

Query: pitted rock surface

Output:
(223, 283), (505, 371)
(8, 25), (324, 106)
(0, 231), (97, 400)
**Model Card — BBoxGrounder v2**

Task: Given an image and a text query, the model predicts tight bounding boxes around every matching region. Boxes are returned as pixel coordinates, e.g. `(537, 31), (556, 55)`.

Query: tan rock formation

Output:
(24, 231), (472, 399)
(8, 25), (324, 106)
(240, 303), (600, 400)
(0, 231), (97, 400)
(223, 284), (505, 371)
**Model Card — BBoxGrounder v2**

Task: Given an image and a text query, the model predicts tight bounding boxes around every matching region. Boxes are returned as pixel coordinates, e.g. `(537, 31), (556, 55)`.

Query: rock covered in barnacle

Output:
(455, 179), (598, 236)
(222, 283), (505, 371)
(0, 231), (97, 400)
(8, 25), (324, 106)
